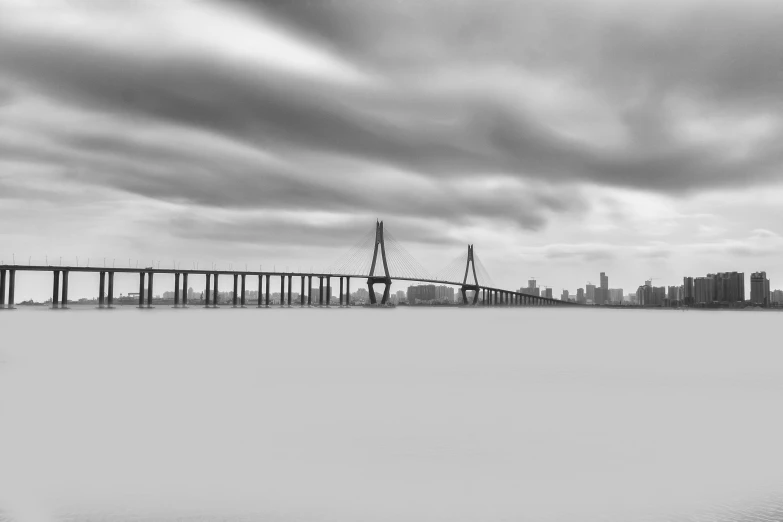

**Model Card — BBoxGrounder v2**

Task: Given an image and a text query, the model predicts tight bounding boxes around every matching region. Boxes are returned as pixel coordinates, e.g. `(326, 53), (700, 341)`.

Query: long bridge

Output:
(0, 221), (576, 309)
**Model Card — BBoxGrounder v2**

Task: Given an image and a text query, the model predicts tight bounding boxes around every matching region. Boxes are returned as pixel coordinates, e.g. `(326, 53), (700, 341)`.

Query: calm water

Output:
(1, 306), (783, 522)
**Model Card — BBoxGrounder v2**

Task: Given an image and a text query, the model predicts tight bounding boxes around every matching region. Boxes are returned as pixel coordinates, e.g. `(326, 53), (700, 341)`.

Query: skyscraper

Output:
(682, 277), (694, 305)
(561, 289), (569, 301)
(750, 272), (770, 306)
(576, 288), (585, 304)
(585, 283), (596, 304)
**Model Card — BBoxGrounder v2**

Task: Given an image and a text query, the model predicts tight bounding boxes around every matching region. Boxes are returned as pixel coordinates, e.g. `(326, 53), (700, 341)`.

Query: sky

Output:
(1, 0), (783, 300)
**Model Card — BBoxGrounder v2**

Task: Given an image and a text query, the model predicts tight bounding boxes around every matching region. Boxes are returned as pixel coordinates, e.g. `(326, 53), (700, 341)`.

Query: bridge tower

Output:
(367, 220), (392, 304)
(461, 245), (481, 305)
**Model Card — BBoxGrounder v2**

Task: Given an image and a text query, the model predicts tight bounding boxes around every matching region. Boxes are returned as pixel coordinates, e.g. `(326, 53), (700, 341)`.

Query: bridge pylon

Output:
(460, 244), (481, 305)
(367, 220), (392, 304)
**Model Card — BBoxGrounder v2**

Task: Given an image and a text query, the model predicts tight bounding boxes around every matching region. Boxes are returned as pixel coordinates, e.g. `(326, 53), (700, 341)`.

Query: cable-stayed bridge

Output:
(0, 220), (576, 309)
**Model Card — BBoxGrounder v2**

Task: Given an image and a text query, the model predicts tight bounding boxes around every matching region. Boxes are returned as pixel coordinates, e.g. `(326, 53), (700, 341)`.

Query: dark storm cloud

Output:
(1, 0), (782, 241)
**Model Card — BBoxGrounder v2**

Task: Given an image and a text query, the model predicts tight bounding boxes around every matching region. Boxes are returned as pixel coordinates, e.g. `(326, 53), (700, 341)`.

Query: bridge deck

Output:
(0, 265), (577, 305)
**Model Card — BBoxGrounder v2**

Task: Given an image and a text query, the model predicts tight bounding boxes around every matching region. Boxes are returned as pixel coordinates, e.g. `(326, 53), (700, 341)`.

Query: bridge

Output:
(0, 221), (576, 309)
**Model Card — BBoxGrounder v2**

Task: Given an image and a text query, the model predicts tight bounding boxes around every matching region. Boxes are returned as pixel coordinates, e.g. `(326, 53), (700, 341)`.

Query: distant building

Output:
(682, 277), (694, 305)
(561, 289), (569, 301)
(694, 277), (713, 304)
(396, 290), (406, 303)
(608, 288), (623, 304)
(750, 272), (770, 306)
(544, 288), (553, 299)
(771, 289), (783, 305)
(520, 281), (539, 297)
(585, 284), (596, 304)
(407, 284), (436, 304)
(667, 286), (679, 301)
(576, 288), (585, 304)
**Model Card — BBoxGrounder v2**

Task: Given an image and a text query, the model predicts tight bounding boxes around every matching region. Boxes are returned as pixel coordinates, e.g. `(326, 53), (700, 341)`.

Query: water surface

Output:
(1, 306), (782, 521)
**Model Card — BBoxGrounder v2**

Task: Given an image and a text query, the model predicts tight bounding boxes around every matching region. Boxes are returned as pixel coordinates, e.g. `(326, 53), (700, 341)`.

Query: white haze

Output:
(2, 306), (783, 521)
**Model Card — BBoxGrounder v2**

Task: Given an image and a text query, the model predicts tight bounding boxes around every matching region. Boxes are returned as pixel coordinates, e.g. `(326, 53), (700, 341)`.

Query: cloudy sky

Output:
(1, 0), (782, 299)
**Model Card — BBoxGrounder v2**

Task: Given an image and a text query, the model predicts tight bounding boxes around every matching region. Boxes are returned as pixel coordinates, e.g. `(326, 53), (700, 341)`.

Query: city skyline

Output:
(2, 1), (783, 299)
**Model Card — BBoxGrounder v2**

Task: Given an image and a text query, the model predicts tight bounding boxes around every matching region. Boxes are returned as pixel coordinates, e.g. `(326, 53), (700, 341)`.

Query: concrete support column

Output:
(213, 274), (219, 307)
(319, 277), (324, 306)
(346, 277), (351, 307)
(0, 270), (5, 308)
(182, 273), (188, 307)
(61, 271), (69, 308)
(7, 270), (14, 309)
(287, 275), (292, 306)
(108, 272), (114, 308)
(300, 276), (305, 307)
(232, 274), (239, 307)
(241, 274), (246, 307)
(138, 272), (145, 307)
(307, 275), (312, 306)
(257, 275), (263, 307)
(146, 272), (153, 308)
(174, 273), (180, 307)
(204, 274), (211, 307)
(99, 272), (106, 308)
(326, 277), (331, 307)
(339, 277), (344, 307)
(280, 275), (285, 307)
(265, 274), (270, 306)
(52, 270), (60, 308)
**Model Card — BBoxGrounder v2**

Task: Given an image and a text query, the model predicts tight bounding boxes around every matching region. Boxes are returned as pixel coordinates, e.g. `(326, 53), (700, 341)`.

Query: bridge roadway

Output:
(0, 265), (576, 308)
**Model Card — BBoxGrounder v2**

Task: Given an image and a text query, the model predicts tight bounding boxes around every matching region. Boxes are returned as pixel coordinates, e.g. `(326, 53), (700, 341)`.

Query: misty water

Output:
(2, 306), (783, 522)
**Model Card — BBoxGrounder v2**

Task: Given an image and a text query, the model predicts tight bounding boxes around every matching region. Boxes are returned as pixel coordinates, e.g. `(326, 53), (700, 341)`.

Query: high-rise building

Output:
(576, 288), (585, 304)
(750, 272), (770, 306)
(771, 289), (783, 305)
(585, 284), (596, 304)
(652, 287), (666, 306)
(544, 288), (553, 299)
(667, 286), (679, 301)
(520, 282), (539, 297)
(396, 290), (406, 303)
(407, 284), (438, 304)
(707, 272), (745, 302)
(608, 288), (623, 304)
(636, 284), (652, 305)
(682, 277), (694, 305)
(693, 277), (713, 304)
(561, 289), (569, 301)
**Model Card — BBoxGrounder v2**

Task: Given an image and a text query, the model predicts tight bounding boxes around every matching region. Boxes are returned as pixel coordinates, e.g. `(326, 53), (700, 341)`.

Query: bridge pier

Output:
(288, 275), (292, 307)
(265, 274), (270, 307)
(307, 275), (312, 306)
(99, 271), (106, 308)
(108, 272), (115, 308)
(181, 273), (188, 307)
(326, 277), (331, 307)
(300, 276), (305, 307)
(212, 274), (219, 307)
(338, 277), (343, 307)
(241, 274), (246, 307)
(280, 275), (285, 307)
(52, 270), (60, 308)
(319, 277), (324, 306)
(232, 274), (238, 307)
(346, 277), (350, 306)
(61, 270), (69, 308)
(138, 272), (145, 308)
(6, 270), (14, 309)
(0, 269), (5, 309)
(146, 272), (153, 308)
(204, 274), (211, 307)
(257, 275), (263, 308)
(174, 273), (180, 308)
